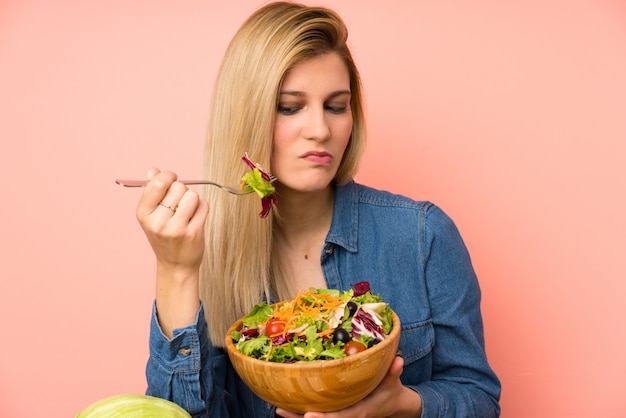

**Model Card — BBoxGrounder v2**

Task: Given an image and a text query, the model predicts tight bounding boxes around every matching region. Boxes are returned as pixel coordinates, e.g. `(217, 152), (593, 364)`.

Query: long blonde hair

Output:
(200, 1), (366, 346)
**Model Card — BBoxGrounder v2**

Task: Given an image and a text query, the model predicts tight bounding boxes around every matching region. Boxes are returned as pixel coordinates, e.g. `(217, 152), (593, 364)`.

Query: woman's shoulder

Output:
(344, 181), (432, 209)
(341, 181), (456, 226)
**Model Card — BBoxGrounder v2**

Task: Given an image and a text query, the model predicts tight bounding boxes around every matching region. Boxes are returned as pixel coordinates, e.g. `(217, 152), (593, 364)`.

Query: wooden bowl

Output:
(225, 310), (400, 414)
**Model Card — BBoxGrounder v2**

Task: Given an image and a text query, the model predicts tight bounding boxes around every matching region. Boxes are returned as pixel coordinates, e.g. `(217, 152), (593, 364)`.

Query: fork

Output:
(115, 175), (277, 196)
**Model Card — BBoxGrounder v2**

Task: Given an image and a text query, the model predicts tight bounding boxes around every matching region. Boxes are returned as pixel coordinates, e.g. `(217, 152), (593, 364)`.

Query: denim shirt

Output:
(146, 180), (501, 417)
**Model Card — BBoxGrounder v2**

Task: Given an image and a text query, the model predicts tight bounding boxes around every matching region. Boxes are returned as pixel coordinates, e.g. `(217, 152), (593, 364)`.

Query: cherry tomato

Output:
(264, 318), (286, 337)
(343, 341), (367, 356)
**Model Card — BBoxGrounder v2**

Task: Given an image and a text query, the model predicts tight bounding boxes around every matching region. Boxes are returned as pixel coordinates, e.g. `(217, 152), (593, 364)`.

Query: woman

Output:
(136, 2), (501, 417)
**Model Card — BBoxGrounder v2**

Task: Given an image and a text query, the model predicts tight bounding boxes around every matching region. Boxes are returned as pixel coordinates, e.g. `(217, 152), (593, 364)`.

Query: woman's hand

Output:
(137, 168), (209, 273)
(136, 168), (210, 336)
(276, 357), (422, 418)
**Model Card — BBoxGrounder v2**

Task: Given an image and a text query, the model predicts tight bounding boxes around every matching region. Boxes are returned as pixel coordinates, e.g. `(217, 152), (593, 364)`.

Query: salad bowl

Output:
(225, 308), (401, 414)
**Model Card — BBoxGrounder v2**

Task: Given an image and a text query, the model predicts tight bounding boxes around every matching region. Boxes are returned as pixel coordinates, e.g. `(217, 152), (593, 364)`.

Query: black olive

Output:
(368, 338), (382, 348)
(333, 327), (351, 344)
(346, 301), (358, 318)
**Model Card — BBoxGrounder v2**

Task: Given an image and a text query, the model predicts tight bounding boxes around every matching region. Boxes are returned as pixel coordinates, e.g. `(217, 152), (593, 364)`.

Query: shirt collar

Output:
(326, 180), (358, 253)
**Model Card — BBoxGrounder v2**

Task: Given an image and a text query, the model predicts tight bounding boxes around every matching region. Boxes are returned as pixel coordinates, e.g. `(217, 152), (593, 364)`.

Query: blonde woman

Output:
(136, 2), (501, 417)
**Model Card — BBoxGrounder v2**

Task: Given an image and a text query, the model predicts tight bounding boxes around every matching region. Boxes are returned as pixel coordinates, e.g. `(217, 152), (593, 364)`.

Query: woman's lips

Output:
(302, 151), (332, 165)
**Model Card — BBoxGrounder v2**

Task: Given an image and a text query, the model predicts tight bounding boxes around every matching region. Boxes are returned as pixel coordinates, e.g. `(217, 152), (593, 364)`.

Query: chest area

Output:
(282, 249), (328, 293)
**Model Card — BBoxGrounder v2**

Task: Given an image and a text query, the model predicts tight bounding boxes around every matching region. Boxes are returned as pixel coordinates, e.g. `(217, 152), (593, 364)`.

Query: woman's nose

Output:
(302, 106), (331, 141)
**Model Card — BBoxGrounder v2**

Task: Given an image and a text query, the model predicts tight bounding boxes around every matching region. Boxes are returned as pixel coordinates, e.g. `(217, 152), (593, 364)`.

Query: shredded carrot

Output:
(317, 328), (335, 338)
(268, 289), (345, 337)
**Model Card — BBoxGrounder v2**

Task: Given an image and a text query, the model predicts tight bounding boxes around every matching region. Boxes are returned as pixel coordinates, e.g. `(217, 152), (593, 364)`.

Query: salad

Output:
(230, 281), (394, 363)
(240, 153), (277, 218)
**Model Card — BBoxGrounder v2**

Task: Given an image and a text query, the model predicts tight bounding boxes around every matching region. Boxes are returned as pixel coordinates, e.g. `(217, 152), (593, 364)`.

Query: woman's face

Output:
(272, 52), (353, 193)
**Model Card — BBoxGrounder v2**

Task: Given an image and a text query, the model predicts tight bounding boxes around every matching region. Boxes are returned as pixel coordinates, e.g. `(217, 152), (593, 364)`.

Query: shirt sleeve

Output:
(413, 205), (501, 417)
(145, 301), (262, 418)
(145, 301), (209, 417)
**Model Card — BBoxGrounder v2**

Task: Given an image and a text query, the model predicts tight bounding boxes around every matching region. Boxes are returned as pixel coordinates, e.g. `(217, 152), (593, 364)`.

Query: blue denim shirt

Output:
(146, 180), (501, 417)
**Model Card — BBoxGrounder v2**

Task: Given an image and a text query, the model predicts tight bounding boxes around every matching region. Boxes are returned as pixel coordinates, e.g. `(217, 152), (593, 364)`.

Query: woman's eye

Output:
(277, 104), (300, 115)
(277, 103), (348, 115)
(325, 104), (348, 114)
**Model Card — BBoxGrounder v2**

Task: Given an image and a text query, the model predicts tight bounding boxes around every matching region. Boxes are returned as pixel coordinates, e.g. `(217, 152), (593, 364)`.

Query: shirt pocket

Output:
(398, 318), (434, 365)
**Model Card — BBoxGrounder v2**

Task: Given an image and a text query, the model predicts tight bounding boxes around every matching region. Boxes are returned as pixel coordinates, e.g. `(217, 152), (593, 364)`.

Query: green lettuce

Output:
(242, 302), (274, 328)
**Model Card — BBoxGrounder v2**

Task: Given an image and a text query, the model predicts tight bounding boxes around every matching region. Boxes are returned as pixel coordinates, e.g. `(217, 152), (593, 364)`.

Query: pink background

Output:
(1, 1), (625, 416)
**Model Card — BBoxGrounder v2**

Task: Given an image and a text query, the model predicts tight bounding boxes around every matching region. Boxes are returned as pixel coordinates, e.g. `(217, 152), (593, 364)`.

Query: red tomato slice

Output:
(265, 318), (286, 337)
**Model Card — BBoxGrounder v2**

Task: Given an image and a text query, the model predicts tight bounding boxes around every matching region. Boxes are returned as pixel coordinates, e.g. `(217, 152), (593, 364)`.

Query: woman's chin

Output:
(277, 179), (335, 195)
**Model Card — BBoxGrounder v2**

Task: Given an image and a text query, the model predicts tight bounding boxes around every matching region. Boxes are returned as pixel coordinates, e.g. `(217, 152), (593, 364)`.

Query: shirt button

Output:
(325, 247), (333, 255)
(178, 347), (192, 356)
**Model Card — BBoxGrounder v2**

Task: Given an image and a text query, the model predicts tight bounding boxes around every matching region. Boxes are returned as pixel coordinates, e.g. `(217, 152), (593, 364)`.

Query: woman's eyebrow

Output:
(328, 90), (351, 99)
(278, 89), (351, 98)
(279, 90), (305, 97)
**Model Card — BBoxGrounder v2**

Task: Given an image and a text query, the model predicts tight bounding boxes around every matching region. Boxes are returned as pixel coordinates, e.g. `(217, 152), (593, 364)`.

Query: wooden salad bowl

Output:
(225, 310), (401, 414)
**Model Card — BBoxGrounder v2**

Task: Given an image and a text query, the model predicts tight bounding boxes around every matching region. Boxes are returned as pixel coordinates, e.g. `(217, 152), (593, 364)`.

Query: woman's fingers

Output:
(146, 167), (160, 180)
(155, 180), (188, 216)
(133, 169), (209, 272)
(137, 170), (178, 220)
(183, 191), (210, 230)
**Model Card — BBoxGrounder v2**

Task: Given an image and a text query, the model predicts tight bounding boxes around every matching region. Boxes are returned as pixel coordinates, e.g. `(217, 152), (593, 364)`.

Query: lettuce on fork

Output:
(240, 153), (277, 218)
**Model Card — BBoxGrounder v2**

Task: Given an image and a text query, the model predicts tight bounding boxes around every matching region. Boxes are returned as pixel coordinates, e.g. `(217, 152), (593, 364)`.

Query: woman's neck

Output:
(273, 184), (335, 293)
(275, 184), (335, 235)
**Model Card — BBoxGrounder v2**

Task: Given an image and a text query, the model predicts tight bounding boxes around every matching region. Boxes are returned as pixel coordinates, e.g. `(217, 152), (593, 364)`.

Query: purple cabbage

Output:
(240, 327), (259, 341)
(352, 281), (371, 296)
(271, 334), (293, 345)
(351, 310), (385, 340)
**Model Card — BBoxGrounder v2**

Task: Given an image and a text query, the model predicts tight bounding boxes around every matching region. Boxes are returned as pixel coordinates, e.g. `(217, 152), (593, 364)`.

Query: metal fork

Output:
(115, 175), (277, 196)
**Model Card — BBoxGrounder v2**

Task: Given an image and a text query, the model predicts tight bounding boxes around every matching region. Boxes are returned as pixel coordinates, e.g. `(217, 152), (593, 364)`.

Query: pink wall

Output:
(1, 1), (625, 416)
